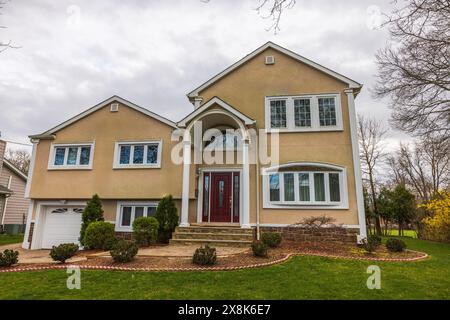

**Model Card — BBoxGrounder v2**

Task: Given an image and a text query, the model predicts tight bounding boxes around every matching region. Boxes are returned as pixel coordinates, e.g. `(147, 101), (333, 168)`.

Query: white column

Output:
(241, 140), (251, 228)
(180, 140), (191, 227)
(345, 89), (367, 241)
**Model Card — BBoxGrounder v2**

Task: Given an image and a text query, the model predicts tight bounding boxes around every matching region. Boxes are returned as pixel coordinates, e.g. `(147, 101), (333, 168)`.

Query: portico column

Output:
(241, 139), (251, 228)
(180, 140), (191, 227)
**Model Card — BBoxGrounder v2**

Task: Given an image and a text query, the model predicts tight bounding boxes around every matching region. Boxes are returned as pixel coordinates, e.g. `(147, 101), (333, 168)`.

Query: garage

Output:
(41, 207), (84, 249)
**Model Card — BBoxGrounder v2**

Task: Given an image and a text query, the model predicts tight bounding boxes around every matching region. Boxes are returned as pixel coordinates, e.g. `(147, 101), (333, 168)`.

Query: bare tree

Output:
(0, 0), (18, 53)
(388, 134), (450, 202)
(374, 0), (450, 139)
(201, 0), (296, 33)
(5, 149), (30, 174)
(256, 0), (296, 33)
(358, 115), (388, 235)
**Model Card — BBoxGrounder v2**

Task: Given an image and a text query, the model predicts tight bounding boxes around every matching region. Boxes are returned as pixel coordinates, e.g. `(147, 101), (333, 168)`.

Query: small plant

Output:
(294, 215), (337, 228)
(360, 237), (379, 253)
(132, 216), (159, 246)
(251, 241), (268, 257)
(261, 232), (282, 248)
(110, 240), (139, 263)
(368, 234), (382, 247)
(80, 194), (104, 246)
(192, 245), (217, 266)
(0, 249), (19, 267)
(386, 238), (407, 252)
(84, 221), (117, 250)
(49, 243), (79, 263)
(155, 195), (179, 243)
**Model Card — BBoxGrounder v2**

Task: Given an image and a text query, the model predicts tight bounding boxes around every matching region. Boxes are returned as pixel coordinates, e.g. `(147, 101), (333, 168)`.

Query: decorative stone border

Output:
(0, 250), (428, 274)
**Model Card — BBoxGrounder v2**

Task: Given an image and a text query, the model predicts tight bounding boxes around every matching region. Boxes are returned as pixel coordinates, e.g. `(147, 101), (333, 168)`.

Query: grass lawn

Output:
(0, 237), (448, 300)
(0, 234), (23, 246)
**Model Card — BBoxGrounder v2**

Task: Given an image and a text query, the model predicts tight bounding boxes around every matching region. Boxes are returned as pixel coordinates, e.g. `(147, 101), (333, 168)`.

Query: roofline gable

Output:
(3, 158), (28, 181)
(30, 95), (178, 139)
(177, 96), (256, 127)
(187, 41), (362, 99)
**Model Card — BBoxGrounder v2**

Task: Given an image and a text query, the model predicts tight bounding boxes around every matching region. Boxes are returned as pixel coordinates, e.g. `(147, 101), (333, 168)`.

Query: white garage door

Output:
(42, 207), (83, 249)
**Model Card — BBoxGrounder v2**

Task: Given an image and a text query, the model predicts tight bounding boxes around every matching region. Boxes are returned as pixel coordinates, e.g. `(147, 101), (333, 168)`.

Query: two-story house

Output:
(22, 42), (367, 249)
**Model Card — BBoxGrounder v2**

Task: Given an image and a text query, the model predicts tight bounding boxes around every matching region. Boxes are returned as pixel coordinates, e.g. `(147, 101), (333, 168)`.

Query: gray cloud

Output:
(0, 0), (406, 151)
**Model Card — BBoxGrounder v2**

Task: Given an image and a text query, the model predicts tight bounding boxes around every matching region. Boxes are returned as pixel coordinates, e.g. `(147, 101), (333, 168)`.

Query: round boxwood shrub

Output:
(49, 243), (79, 263)
(261, 232), (282, 248)
(192, 245), (217, 266)
(368, 234), (382, 247)
(132, 216), (159, 246)
(251, 241), (268, 257)
(110, 240), (138, 263)
(0, 249), (19, 267)
(84, 221), (117, 250)
(386, 238), (407, 252)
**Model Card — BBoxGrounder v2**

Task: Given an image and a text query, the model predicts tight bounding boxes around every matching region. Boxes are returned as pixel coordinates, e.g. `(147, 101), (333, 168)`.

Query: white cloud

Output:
(0, 0), (403, 151)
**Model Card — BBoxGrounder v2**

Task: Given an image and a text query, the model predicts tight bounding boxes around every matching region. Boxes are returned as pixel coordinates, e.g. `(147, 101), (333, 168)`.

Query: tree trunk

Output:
(369, 169), (382, 235)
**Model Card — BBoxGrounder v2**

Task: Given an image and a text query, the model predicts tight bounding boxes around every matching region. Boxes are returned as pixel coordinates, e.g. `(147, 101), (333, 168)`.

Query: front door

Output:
(210, 173), (232, 222)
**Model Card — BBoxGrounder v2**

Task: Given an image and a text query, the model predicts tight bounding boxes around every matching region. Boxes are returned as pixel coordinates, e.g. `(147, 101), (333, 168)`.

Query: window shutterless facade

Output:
(113, 140), (162, 169)
(265, 94), (343, 132)
(48, 142), (95, 170)
(115, 202), (158, 232)
(262, 163), (348, 209)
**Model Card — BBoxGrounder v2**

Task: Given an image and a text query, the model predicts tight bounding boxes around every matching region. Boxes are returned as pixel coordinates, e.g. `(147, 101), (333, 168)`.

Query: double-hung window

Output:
(116, 202), (158, 231)
(265, 94), (342, 132)
(114, 141), (162, 168)
(48, 143), (94, 169)
(263, 164), (347, 208)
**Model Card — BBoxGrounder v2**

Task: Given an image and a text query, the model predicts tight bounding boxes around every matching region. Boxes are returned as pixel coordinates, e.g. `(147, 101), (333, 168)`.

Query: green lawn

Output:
(0, 237), (449, 300)
(0, 234), (23, 246)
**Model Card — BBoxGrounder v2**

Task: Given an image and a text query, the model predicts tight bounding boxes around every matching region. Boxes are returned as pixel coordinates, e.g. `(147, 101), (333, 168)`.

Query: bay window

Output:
(263, 163), (348, 208)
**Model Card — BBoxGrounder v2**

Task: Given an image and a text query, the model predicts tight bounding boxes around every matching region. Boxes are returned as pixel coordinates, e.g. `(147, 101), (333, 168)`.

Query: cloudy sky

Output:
(0, 0), (411, 152)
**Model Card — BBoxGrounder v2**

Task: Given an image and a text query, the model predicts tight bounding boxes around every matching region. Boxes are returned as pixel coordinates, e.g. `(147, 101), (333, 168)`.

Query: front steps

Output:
(170, 226), (254, 247)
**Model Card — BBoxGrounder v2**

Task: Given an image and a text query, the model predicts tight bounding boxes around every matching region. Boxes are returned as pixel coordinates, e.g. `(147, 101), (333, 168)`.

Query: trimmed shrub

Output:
(49, 243), (79, 263)
(110, 240), (138, 263)
(84, 221), (116, 250)
(192, 245), (217, 266)
(386, 238), (407, 252)
(251, 241), (268, 257)
(132, 217), (159, 246)
(0, 249), (19, 267)
(261, 232), (282, 248)
(368, 234), (382, 247)
(80, 194), (104, 246)
(155, 195), (179, 243)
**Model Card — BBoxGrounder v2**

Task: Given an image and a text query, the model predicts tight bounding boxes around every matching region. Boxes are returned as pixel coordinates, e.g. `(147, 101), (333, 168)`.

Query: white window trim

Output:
(47, 142), (95, 170)
(265, 93), (343, 132)
(113, 140), (162, 169)
(115, 201), (159, 232)
(262, 162), (349, 209)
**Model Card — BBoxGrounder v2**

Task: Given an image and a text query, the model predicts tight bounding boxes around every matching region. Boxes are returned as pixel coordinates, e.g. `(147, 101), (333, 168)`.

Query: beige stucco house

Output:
(0, 139), (29, 234)
(22, 42), (367, 249)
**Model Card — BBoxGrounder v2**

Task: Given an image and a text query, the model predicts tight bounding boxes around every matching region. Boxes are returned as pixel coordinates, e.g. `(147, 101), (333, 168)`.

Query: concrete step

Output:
(169, 238), (252, 247)
(175, 226), (253, 235)
(172, 232), (253, 241)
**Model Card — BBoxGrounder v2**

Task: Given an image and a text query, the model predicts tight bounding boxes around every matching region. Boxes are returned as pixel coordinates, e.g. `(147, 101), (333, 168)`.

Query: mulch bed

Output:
(0, 241), (427, 273)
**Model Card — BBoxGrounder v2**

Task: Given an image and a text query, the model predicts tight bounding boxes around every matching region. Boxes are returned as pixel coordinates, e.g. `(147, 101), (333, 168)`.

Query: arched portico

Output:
(177, 97), (255, 228)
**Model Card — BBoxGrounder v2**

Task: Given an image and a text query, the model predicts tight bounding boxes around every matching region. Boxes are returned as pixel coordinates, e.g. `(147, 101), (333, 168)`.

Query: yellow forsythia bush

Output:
(420, 192), (450, 242)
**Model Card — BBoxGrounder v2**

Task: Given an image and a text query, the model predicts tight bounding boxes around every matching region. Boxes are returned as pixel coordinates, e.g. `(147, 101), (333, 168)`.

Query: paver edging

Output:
(0, 249), (428, 273)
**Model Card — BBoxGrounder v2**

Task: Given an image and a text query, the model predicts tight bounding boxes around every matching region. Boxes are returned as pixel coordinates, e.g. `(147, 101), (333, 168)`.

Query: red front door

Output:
(210, 172), (232, 222)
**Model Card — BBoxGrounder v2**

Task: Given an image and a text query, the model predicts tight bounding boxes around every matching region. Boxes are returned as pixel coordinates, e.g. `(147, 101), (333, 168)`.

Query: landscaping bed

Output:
(1, 240), (427, 273)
